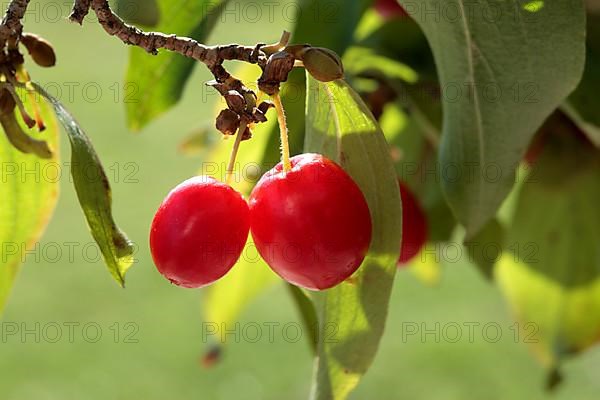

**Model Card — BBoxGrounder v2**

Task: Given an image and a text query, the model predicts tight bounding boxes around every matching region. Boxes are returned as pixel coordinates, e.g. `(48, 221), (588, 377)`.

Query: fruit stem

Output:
(225, 118), (247, 186)
(272, 92), (291, 173)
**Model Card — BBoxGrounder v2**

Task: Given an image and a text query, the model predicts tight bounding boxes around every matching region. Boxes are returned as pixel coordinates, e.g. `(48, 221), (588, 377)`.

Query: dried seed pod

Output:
(298, 47), (344, 82)
(0, 111), (52, 158)
(21, 33), (56, 67)
(215, 109), (240, 136)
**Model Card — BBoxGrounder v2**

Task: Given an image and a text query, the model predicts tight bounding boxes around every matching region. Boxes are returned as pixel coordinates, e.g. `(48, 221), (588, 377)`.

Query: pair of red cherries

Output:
(150, 153), (427, 291)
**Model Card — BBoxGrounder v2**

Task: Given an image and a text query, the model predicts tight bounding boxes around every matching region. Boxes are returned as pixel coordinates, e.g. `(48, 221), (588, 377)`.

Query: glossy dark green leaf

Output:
(34, 83), (134, 287)
(0, 94), (59, 313)
(400, 0), (586, 235)
(125, 0), (227, 130)
(305, 76), (402, 400)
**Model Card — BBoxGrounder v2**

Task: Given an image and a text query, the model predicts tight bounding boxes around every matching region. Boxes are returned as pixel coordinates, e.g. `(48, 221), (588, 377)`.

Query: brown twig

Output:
(67, 0), (297, 136)
(70, 0), (267, 74)
(0, 0), (30, 45)
(68, 0), (90, 25)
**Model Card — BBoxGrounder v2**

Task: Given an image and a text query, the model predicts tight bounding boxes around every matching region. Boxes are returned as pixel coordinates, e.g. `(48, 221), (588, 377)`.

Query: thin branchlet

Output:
(71, 0), (267, 71)
(0, 0), (30, 45)
(0, 0), (297, 143)
(68, 0), (90, 25)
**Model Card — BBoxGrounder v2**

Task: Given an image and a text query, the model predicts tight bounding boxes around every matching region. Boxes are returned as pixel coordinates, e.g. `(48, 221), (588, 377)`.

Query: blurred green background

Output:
(1, 1), (599, 399)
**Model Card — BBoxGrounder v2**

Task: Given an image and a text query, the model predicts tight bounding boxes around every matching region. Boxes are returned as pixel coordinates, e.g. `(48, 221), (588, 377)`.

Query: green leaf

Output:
(344, 47), (418, 83)
(464, 219), (504, 280)
(125, 0), (227, 131)
(400, 0), (586, 235)
(305, 77), (402, 400)
(114, 0), (160, 27)
(34, 83), (134, 287)
(202, 237), (279, 343)
(495, 130), (600, 368)
(0, 94), (59, 313)
(177, 125), (217, 156)
(292, 0), (373, 54)
(563, 14), (600, 148)
(286, 284), (319, 353)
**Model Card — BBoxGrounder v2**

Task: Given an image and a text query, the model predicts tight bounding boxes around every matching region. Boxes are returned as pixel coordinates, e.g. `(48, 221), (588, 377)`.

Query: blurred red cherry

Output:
(375, 0), (409, 19)
(398, 181), (428, 266)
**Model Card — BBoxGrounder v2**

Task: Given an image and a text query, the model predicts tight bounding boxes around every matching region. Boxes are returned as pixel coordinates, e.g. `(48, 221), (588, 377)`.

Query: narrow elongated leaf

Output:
(34, 83), (134, 287)
(0, 95), (59, 313)
(399, 0), (585, 235)
(305, 77), (402, 400)
(125, 0), (227, 130)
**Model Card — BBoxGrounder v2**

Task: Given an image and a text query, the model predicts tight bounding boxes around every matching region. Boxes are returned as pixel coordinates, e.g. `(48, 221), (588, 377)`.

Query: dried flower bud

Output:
(298, 47), (344, 82)
(223, 90), (245, 114)
(0, 112), (52, 158)
(258, 51), (295, 95)
(21, 33), (56, 68)
(215, 109), (240, 136)
(241, 125), (252, 140)
(0, 89), (16, 115)
(252, 109), (267, 123)
(243, 91), (257, 111)
(257, 100), (275, 114)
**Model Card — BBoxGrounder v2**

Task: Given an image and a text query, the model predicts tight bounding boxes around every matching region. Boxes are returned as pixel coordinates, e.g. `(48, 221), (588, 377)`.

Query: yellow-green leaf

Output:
(0, 94), (59, 313)
(305, 77), (402, 400)
(496, 153), (600, 369)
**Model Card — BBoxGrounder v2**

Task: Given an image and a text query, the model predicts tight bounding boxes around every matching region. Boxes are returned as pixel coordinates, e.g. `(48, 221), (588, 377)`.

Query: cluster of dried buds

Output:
(0, 32), (56, 158)
(212, 42), (344, 140)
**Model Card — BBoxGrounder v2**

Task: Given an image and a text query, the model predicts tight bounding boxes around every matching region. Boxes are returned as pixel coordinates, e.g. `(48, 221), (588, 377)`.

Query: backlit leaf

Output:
(305, 76), (402, 400)
(34, 83), (134, 287)
(0, 94), (59, 313)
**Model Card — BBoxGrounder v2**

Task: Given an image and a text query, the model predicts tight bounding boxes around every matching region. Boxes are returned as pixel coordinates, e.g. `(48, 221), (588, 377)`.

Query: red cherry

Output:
(149, 176), (250, 288)
(398, 181), (428, 265)
(374, 0), (409, 19)
(249, 153), (372, 291)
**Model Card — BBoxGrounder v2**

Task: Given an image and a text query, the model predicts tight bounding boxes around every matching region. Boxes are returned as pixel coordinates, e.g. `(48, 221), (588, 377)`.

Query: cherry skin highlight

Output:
(249, 153), (372, 291)
(398, 181), (428, 265)
(149, 176), (250, 288)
